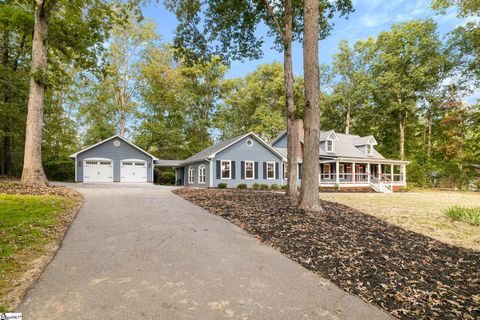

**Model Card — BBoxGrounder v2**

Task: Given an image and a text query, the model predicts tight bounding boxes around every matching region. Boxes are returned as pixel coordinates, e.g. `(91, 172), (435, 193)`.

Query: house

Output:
(70, 135), (158, 183)
(71, 125), (408, 192)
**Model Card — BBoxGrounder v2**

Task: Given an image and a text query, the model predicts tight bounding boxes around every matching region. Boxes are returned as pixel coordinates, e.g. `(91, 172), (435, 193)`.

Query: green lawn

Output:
(321, 190), (480, 251)
(0, 193), (79, 311)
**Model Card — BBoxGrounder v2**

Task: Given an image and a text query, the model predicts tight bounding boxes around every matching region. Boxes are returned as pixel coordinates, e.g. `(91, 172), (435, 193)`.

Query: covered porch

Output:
(319, 158), (408, 192)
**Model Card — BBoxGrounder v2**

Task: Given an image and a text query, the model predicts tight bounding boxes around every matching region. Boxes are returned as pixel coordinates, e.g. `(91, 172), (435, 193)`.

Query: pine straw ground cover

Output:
(0, 182), (82, 311)
(174, 188), (480, 320)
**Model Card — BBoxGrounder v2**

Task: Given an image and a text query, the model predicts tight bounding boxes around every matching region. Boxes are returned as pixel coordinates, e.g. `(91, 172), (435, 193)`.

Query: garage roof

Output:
(69, 135), (159, 160)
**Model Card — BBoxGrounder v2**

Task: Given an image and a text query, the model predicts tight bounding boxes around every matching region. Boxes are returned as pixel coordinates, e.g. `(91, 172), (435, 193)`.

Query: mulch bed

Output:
(0, 182), (80, 198)
(174, 188), (480, 320)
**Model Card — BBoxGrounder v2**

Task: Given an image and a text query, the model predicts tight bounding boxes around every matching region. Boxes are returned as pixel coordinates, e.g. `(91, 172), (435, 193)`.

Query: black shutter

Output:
(298, 163), (302, 180)
(216, 160), (221, 179)
(263, 162), (267, 179)
(275, 162), (279, 179)
(254, 162), (259, 179)
(231, 161), (236, 179)
(241, 161), (245, 179)
(282, 164), (285, 179)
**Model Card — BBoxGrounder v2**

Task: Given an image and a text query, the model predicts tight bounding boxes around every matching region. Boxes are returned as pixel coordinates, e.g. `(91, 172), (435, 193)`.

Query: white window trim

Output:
(198, 165), (206, 184)
(283, 163), (288, 180)
(366, 144), (373, 156)
(188, 166), (195, 184)
(266, 161), (275, 180)
(326, 139), (334, 153)
(245, 160), (254, 180)
(220, 160), (231, 180)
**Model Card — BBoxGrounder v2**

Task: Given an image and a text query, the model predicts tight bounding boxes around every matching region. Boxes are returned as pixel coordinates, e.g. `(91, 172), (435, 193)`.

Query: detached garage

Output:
(70, 135), (158, 183)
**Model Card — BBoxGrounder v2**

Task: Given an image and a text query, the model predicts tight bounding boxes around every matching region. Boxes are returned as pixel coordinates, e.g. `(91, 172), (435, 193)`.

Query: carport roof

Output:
(154, 159), (184, 167)
(69, 135), (159, 160)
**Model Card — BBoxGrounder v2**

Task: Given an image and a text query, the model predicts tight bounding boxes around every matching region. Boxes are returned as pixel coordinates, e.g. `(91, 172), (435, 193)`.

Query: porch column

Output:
(336, 161), (340, 184)
(367, 163), (371, 183)
(352, 161), (356, 184)
(402, 164), (406, 183)
(319, 164), (321, 183)
(390, 163), (394, 186)
(378, 163), (381, 180)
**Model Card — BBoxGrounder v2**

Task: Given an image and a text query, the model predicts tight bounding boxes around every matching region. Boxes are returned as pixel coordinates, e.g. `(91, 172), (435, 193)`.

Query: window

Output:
(283, 163), (288, 179)
(188, 166), (195, 184)
(267, 162), (275, 179)
(246, 139), (253, 146)
(134, 162), (145, 166)
(85, 161), (97, 165)
(113, 140), (121, 147)
(245, 161), (254, 179)
(339, 164), (345, 179)
(326, 140), (334, 153)
(366, 144), (373, 155)
(198, 165), (206, 184)
(324, 164), (331, 179)
(221, 160), (231, 179)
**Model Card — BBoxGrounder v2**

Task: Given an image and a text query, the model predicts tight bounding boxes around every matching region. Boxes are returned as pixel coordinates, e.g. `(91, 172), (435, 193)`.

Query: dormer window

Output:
(326, 140), (334, 153)
(366, 144), (373, 155)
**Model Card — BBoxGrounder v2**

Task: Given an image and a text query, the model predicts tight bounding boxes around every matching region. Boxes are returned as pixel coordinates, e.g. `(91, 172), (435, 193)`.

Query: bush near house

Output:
(281, 185), (287, 190)
(217, 183), (227, 189)
(270, 184), (279, 190)
(237, 184), (247, 189)
(259, 183), (268, 190)
(252, 183), (260, 190)
(445, 206), (480, 226)
(43, 160), (75, 182)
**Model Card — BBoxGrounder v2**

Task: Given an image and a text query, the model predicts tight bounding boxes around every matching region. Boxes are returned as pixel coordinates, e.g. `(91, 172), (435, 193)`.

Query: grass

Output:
(445, 205), (480, 226)
(0, 193), (79, 310)
(320, 190), (480, 251)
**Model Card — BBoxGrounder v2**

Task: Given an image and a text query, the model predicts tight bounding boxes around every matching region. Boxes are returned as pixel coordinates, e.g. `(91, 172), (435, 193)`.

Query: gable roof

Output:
(69, 135), (158, 160)
(320, 130), (339, 141)
(352, 135), (378, 146)
(182, 132), (286, 165)
(320, 133), (384, 159)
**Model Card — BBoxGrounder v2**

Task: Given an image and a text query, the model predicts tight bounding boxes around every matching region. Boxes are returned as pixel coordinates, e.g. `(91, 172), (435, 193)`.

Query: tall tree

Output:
(371, 19), (444, 161)
(165, 0), (353, 199)
(298, 0), (322, 211)
(20, 0), (116, 185)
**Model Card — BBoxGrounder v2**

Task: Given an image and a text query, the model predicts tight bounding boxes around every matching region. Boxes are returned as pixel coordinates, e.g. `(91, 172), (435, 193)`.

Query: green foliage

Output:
(281, 184), (288, 190)
(259, 183), (269, 190)
(43, 160), (75, 182)
(252, 183), (260, 190)
(445, 205), (480, 226)
(217, 183), (227, 189)
(237, 183), (247, 189)
(155, 168), (176, 185)
(270, 184), (279, 190)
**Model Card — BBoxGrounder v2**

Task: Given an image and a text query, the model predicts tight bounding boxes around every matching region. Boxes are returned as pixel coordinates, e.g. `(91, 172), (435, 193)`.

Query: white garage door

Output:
(121, 160), (147, 183)
(84, 159), (113, 183)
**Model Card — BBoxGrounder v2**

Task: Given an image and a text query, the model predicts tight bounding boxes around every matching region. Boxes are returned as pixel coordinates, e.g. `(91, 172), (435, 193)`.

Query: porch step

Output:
(370, 176), (393, 193)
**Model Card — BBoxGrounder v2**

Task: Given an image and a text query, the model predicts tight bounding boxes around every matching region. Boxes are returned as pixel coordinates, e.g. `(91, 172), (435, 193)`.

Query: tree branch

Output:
(261, 0), (286, 43)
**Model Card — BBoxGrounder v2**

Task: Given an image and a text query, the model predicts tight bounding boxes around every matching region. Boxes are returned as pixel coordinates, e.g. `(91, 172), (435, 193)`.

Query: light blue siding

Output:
(183, 161), (211, 187)
(212, 135), (284, 188)
(272, 133), (287, 148)
(76, 138), (154, 182)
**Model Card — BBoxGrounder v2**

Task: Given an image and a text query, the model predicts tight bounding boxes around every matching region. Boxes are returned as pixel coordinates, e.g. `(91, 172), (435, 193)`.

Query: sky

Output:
(142, 0), (463, 79)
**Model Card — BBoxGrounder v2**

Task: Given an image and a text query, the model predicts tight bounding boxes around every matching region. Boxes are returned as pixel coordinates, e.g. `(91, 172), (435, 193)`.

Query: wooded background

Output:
(0, 0), (478, 188)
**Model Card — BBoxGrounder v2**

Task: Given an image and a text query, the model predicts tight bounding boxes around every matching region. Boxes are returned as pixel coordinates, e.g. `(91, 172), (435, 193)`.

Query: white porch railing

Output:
(370, 175), (392, 193)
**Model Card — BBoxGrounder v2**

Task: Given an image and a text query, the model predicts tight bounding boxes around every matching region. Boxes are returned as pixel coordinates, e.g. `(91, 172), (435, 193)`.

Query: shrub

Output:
(43, 160), (75, 182)
(281, 185), (288, 190)
(445, 206), (480, 226)
(217, 183), (227, 189)
(259, 183), (269, 190)
(252, 183), (260, 190)
(270, 184), (279, 190)
(237, 183), (247, 189)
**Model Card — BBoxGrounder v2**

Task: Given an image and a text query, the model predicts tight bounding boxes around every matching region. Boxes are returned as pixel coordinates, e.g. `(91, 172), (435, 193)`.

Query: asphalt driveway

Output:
(19, 184), (390, 319)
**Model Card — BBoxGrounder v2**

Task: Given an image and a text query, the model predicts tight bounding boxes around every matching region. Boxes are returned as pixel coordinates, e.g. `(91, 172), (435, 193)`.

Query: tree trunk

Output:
(427, 102), (432, 159)
(21, 0), (49, 186)
(399, 112), (405, 161)
(345, 104), (351, 134)
(284, 0), (298, 199)
(298, 0), (323, 212)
